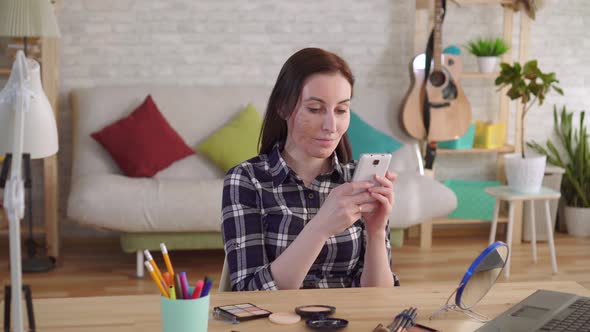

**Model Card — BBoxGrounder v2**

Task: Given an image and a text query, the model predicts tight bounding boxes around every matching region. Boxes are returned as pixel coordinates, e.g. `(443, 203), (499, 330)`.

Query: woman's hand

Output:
(311, 181), (375, 238)
(361, 171), (397, 237)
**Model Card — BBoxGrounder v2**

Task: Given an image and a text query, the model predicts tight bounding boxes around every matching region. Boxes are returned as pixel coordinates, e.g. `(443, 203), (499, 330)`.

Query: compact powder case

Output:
(295, 305), (336, 319)
(295, 305), (348, 330)
(213, 303), (272, 324)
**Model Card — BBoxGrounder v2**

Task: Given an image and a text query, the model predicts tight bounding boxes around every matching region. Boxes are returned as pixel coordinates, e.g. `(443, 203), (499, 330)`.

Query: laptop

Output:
(476, 289), (590, 332)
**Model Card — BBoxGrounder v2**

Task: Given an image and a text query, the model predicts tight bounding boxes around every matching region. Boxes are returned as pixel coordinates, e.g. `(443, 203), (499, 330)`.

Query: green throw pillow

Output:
(347, 111), (402, 160)
(197, 104), (262, 173)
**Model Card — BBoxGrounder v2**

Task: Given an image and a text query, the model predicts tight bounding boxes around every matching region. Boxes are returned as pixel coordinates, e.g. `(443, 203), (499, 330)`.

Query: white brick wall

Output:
(59, 0), (413, 88)
(3, 0), (585, 235)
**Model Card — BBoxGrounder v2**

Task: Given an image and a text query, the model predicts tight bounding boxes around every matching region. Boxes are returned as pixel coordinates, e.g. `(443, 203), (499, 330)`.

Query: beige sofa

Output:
(67, 86), (457, 277)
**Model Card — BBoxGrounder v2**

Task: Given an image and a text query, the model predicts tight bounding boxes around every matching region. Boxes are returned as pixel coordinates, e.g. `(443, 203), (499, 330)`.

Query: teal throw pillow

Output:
(347, 111), (402, 160)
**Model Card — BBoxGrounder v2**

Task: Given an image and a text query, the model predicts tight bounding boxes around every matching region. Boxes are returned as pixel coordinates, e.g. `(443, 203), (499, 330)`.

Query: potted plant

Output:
(528, 106), (590, 237)
(495, 60), (563, 192)
(465, 37), (509, 73)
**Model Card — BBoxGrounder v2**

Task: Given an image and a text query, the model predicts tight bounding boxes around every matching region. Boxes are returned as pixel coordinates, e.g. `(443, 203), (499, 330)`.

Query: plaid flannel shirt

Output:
(221, 143), (394, 291)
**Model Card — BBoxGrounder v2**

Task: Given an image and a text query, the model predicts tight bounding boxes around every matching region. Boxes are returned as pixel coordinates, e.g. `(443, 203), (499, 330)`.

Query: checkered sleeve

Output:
(351, 220), (394, 287)
(221, 166), (278, 291)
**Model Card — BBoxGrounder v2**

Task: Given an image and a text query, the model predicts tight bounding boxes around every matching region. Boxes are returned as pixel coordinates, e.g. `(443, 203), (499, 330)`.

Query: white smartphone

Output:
(351, 153), (392, 194)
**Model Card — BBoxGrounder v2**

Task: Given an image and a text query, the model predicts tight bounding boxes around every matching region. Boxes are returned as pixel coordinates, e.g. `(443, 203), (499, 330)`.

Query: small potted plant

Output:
(528, 106), (590, 237)
(495, 60), (563, 193)
(465, 37), (509, 73)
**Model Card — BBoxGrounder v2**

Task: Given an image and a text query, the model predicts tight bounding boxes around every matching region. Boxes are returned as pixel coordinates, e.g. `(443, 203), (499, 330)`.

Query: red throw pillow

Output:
(91, 95), (194, 177)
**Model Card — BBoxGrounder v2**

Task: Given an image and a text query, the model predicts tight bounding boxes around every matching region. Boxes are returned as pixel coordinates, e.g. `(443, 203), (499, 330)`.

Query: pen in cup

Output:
(160, 281), (168, 295)
(145, 261), (168, 298)
(191, 280), (204, 299)
(174, 274), (184, 299)
(179, 272), (190, 300)
(200, 277), (213, 298)
(160, 243), (175, 278)
(144, 249), (166, 287)
(162, 272), (172, 288)
(169, 285), (176, 300)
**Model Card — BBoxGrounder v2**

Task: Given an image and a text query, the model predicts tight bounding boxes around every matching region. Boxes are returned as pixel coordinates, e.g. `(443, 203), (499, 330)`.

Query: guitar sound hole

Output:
(429, 71), (446, 87)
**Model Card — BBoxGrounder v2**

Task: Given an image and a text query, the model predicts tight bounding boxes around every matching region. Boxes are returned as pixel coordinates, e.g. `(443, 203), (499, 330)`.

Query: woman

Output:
(221, 48), (397, 291)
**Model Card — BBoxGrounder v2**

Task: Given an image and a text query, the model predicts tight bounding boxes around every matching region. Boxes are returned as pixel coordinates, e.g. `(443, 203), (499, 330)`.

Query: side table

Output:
(485, 186), (560, 278)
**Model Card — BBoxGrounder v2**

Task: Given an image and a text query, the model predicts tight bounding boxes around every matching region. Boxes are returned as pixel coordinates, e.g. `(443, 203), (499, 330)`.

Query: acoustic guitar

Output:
(401, 0), (472, 143)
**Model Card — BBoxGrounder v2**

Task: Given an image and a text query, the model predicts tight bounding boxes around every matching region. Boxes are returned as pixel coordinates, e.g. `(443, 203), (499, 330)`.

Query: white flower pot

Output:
(504, 153), (547, 193)
(564, 206), (590, 237)
(477, 56), (498, 73)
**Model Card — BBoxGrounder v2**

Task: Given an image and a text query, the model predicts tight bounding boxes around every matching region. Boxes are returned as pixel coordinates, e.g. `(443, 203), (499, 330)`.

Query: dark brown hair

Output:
(259, 48), (354, 163)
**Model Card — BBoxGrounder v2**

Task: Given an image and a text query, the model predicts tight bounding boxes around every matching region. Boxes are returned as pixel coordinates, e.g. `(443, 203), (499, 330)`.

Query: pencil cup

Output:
(160, 288), (209, 332)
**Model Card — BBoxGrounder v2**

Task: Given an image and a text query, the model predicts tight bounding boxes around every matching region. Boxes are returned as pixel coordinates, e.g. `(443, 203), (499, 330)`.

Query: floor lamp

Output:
(0, 1), (60, 331)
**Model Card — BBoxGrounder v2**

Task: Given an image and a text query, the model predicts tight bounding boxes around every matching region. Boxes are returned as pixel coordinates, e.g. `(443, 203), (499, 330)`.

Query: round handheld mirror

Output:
(430, 241), (509, 322)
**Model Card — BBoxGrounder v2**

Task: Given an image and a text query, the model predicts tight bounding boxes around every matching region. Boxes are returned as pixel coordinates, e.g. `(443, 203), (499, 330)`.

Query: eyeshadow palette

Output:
(213, 303), (272, 324)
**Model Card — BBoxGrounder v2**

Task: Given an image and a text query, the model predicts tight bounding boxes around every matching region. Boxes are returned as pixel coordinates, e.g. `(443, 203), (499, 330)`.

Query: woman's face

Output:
(285, 73), (352, 160)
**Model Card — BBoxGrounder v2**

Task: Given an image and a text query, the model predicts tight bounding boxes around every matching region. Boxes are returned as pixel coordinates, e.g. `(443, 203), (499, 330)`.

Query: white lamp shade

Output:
(0, 58), (58, 159)
(0, 0), (60, 38)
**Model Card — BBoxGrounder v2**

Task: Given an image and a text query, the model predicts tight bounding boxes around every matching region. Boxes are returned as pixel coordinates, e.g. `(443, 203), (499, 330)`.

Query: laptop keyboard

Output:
(539, 298), (590, 331)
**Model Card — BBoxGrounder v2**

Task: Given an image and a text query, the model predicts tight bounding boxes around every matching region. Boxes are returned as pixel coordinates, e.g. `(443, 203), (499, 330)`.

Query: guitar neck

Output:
(433, 0), (443, 70)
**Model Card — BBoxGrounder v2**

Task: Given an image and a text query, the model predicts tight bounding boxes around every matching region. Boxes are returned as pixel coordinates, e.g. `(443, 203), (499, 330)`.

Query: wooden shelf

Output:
(453, 0), (512, 5)
(438, 144), (514, 154)
(462, 71), (499, 79)
(415, 0), (528, 249)
(0, 68), (11, 76)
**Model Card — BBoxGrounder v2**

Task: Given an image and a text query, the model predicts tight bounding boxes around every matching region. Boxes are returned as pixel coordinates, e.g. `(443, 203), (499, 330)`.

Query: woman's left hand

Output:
(360, 171), (397, 236)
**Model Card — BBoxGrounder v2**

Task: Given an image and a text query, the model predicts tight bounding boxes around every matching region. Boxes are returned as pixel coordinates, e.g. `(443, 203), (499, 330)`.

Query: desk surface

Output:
(3, 281), (588, 331)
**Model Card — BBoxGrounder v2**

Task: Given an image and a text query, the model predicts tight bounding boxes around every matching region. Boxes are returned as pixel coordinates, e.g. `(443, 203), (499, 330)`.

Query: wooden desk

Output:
(3, 281), (588, 331)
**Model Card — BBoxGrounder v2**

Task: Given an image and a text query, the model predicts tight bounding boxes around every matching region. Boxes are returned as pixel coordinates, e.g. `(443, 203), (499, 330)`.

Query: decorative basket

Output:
(473, 121), (506, 149)
(438, 123), (476, 150)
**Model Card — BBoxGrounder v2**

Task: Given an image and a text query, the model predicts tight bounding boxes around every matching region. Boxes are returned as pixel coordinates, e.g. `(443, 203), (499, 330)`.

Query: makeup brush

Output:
(390, 307), (417, 332)
(372, 323), (389, 332)
(389, 308), (409, 331)
(401, 307), (418, 330)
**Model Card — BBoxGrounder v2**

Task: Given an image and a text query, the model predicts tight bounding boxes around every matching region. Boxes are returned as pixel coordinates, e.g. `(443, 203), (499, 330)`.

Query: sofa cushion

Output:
(69, 86), (409, 179)
(67, 174), (224, 232)
(196, 103), (262, 173)
(155, 153), (223, 181)
(91, 95), (194, 177)
(348, 111), (402, 160)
